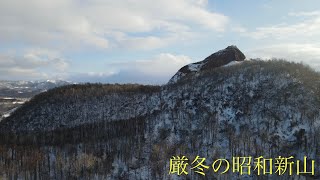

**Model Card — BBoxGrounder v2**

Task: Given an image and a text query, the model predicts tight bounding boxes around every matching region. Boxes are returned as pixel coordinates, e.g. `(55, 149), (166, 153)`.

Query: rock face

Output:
(169, 45), (246, 84)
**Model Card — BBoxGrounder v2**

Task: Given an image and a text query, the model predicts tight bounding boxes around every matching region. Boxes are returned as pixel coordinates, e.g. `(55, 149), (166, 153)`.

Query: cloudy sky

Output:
(1, 0), (320, 84)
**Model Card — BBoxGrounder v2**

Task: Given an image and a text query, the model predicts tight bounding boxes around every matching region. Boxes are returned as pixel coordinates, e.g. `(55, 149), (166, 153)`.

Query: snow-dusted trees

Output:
(0, 59), (320, 179)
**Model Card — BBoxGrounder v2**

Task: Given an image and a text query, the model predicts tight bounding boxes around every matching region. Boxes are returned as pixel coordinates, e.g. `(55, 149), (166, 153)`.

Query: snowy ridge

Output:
(168, 62), (204, 84)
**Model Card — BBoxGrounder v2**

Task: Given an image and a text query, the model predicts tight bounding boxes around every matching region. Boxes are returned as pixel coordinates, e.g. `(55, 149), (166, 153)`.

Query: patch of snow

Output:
(2, 97), (14, 100)
(187, 62), (203, 71)
(1, 107), (19, 119)
(223, 60), (243, 67)
(168, 72), (185, 84)
(46, 79), (57, 83)
(2, 114), (10, 118)
(13, 101), (25, 104)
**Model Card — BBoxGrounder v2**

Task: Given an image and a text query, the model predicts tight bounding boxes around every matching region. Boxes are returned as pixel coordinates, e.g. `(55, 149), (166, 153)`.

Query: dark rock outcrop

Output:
(201, 45), (246, 70)
(168, 45), (245, 84)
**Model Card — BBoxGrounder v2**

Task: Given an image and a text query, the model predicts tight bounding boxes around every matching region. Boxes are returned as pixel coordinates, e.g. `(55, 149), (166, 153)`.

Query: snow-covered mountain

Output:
(0, 46), (319, 179)
(0, 80), (71, 120)
(0, 80), (71, 98)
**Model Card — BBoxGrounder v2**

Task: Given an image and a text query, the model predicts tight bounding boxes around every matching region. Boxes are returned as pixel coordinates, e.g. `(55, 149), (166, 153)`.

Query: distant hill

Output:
(0, 80), (71, 120)
(0, 80), (71, 98)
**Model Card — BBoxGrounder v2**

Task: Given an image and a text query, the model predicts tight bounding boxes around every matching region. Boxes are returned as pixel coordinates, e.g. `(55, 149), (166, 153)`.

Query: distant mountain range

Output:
(0, 46), (319, 179)
(0, 80), (71, 120)
(0, 80), (71, 98)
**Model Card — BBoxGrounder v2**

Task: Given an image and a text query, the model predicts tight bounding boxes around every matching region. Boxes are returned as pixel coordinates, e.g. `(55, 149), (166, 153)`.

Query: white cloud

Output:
(114, 35), (174, 50)
(69, 53), (192, 84)
(288, 11), (320, 17)
(0, 67), (50, 81)
(241, 11), (320, 70)
(247, 43), (320, 71)
(110, 53), (192, 76)
(232, 25), (247, 33)
(0, 0), (228, 51)
(0, 0), (228, 81)
(248, 11), (320, 40)
(0, 49), (69, 80)
(22, 49), (69, 70)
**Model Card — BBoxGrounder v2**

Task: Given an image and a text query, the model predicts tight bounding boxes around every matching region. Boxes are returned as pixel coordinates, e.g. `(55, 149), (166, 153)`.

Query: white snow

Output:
(223, 60), (243, 67)
(187, 62), (203, 71)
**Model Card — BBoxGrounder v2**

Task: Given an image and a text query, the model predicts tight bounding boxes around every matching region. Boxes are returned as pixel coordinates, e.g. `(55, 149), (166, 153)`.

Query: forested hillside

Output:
(0, 47), (320, 179)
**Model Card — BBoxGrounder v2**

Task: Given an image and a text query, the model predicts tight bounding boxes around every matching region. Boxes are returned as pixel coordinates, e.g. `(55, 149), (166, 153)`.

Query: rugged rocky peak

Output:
(201, 45), (246, 69)
(168, 45), (246, 84)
